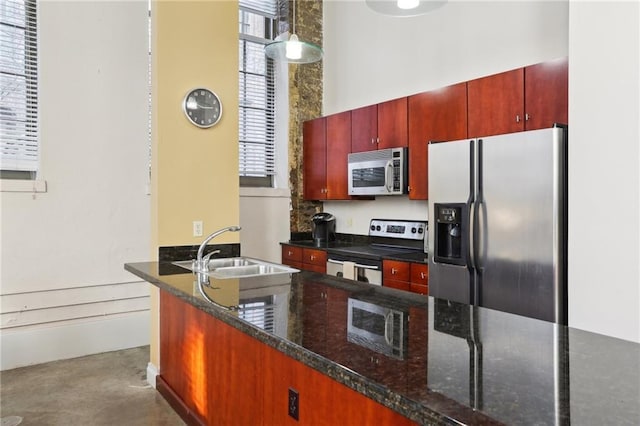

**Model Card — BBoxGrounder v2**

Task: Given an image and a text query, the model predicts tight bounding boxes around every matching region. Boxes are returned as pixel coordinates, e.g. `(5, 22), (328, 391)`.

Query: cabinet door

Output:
(524, 57), (568, 130)
(326, 111), (352, 199)
(410, 263), (428, 296)
(468, 68), (525, 137)
(282, 245), (302, 263)
(377, 97), (408, 149)
(408, 83), (467, 199)
(351, 104), (378, 152)
(303, 248), (327, 268)
(383, 260), (411, 282)
(303, 117), (327, 200)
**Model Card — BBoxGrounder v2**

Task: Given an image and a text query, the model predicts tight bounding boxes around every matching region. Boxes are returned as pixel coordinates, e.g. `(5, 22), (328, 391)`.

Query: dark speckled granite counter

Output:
(125, 262), (640, 425)
(282, 238), (429, 264)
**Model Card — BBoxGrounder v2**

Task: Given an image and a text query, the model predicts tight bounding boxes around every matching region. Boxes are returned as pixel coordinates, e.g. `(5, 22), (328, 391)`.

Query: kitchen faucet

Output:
(194, 225), (241, 272)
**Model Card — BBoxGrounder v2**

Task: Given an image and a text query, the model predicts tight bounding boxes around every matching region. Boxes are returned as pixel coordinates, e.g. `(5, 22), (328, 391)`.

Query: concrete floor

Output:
(0, 346), (184, 426)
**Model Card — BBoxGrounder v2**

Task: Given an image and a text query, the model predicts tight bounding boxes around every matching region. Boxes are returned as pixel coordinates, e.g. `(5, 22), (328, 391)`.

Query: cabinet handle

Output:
(420, 272), (425, 279)
(310, 255), (316, 261)
(376, 137), (380, 145)
(288, 251), (293, 256)
(516, 115), (521, 123)
(525, 113), (530, 121)
(371, 137), (375, 145)
(391, 268), (398, 275)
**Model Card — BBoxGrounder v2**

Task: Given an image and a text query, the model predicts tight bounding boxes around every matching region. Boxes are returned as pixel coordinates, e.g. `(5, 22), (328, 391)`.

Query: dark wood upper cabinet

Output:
(408, 82), (468, 200)
(351, 98), (408, 152)
(351, 104), (378, 152)
(325, 110), (352, 199)
(524, 57), (568, 130)
(303, 117), (327, 200)
(377, 97), (408, 149)
(468, 57), (568, 137)
(467, 68), (525, 137)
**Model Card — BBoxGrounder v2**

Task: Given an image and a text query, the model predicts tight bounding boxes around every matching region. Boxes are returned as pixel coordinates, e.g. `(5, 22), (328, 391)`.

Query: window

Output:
(238, 0), (282, 187)
(0, 0), (38, 178)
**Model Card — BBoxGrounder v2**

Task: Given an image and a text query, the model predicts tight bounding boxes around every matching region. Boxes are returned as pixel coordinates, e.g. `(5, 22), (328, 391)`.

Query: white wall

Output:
(323, 1), (640, 342)
(567, 1), (639, 342)
(0, 1), (151, 369)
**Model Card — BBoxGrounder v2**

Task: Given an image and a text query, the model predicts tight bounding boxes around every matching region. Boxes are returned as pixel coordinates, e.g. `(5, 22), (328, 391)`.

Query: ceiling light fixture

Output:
(264, 0), (323, 64)
(366, 0), (447, 17)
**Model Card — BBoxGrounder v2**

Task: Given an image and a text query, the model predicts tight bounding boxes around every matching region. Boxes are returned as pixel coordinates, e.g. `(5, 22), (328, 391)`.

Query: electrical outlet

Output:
(193, 221), (203, 237)
(288, 388), (299, 421)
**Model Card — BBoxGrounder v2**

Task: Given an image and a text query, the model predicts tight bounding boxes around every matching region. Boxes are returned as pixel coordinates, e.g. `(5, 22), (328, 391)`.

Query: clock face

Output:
(183, 88), (222, 128)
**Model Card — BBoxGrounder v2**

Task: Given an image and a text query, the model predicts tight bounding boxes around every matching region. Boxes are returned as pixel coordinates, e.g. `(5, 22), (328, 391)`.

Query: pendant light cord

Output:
(292, 0), (296, 35)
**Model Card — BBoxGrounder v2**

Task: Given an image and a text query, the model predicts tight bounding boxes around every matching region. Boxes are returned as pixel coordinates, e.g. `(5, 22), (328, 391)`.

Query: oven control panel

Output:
(369, 219), (427, 241)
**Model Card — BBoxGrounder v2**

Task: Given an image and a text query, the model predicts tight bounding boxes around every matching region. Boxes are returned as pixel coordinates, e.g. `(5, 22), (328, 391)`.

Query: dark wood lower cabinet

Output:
(160, 290), (417, 426)
(160, 291), (263, 425)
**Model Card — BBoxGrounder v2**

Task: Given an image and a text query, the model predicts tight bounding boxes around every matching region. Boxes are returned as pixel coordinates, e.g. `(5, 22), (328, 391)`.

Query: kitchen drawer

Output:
(410, 283), (428, 295)
(410, 263), (428, 286)
(383, 260), (411, 282)
(282, 245), (302, 262)
(384, 279), (411, 292)
(302, 248), (327, 266)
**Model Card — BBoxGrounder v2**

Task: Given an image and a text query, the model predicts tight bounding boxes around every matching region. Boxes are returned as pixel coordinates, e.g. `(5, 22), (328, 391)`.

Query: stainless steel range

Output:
(325, 219), (427, 285)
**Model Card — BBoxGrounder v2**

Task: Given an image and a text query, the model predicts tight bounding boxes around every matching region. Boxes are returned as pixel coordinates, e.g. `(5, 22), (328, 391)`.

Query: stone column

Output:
(288, 0), (323, 233)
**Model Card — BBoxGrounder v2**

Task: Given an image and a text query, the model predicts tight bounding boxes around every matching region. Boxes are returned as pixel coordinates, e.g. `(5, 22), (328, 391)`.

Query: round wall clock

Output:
(183, 88), (222, 128)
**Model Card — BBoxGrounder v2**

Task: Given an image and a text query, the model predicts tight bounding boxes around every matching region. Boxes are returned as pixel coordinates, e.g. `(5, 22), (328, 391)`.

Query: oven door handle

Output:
(354, 263), (379, 270)
(327, 259), (345, 265)
(384, 311), (394, 346)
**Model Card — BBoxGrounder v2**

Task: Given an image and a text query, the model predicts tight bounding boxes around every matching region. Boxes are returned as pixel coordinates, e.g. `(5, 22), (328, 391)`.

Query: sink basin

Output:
(172, 257), (299, 279)
(211, 264), (297, 279)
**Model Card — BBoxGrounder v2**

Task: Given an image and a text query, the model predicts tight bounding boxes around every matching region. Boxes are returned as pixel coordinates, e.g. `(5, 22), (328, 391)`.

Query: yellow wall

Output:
(150, 0), (240, 368)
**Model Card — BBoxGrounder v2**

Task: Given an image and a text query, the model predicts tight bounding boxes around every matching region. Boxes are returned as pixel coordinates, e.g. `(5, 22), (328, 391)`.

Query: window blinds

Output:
(238, 0), (279, 180)
(0, 0), (38, 172)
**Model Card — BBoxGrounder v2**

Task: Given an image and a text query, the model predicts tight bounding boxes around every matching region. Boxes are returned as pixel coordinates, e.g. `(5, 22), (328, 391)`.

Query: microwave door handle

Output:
(385, 160), (394, 192)
(384, 311), (394, 345)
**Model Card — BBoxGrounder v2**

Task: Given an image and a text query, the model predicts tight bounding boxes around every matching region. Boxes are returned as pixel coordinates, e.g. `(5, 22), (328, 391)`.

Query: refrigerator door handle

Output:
(469, 200), (477, 270)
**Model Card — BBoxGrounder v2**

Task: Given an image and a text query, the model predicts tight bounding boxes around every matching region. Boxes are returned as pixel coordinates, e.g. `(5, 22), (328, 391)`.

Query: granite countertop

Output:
(282, 239), (429, 264)
(125, 262), (640, 425)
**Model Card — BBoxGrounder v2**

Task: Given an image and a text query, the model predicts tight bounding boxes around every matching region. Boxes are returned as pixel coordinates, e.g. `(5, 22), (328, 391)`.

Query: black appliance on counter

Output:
(312, 212), (336, 245)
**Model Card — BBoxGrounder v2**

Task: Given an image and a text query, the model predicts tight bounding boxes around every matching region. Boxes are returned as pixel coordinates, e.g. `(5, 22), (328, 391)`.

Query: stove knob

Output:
(370, 225), (375, 231)
(418, 227), (424, 234)
(411, 227), (417, 234)
(376, 225), (381, 231)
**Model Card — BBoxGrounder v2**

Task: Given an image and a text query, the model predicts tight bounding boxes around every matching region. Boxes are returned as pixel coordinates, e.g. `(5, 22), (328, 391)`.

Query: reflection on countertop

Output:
(125, 262), (640, 426)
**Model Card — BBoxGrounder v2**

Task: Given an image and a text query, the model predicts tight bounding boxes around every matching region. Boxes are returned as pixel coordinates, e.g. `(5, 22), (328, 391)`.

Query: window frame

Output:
(0, 0), (39, 179)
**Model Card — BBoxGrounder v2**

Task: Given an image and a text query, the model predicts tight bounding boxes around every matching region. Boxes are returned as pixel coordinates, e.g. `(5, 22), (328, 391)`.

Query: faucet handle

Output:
(202, 249), (221, 263)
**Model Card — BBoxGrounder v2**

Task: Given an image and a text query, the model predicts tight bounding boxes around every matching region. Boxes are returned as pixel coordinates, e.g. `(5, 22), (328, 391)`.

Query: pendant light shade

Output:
(264, 34), (323, 64)
(366, 0), (447, 17)
(264, 0), (323, 64)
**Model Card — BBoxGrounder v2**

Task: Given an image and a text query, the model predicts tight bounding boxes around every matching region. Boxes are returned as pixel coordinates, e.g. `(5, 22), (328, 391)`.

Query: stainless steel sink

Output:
(172, 257), (299, 279)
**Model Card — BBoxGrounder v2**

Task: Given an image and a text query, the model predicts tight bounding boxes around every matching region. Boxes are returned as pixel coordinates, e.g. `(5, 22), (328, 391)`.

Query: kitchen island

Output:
(125, 262), (640, 425)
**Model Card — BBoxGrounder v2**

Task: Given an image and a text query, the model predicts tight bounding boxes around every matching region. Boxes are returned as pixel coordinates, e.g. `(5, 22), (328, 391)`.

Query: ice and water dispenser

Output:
(433, 203), (467, 266)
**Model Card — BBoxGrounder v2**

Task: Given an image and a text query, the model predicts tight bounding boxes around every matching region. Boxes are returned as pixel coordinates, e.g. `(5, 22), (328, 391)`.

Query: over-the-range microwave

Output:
(348, 147), (408, 196)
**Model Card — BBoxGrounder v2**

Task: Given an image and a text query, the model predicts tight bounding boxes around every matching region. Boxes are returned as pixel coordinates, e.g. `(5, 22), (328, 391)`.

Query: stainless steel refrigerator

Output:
(427, 125), (567, 324)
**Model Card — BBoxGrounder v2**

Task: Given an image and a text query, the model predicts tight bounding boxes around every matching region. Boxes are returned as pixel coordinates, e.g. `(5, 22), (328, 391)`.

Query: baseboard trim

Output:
(146, 362), (158, 388)
(0, 311), (150, 370)
(156, 376), (206, 426)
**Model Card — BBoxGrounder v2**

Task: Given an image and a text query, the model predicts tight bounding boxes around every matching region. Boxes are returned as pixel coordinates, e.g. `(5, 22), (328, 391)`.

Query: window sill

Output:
(0, 179), (47, 193)
(240, 187), (290, 198)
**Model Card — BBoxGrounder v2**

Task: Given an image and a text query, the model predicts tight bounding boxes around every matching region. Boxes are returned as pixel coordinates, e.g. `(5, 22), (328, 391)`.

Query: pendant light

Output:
(366, 0), (447, 17)
(264, 0), (323, 64)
